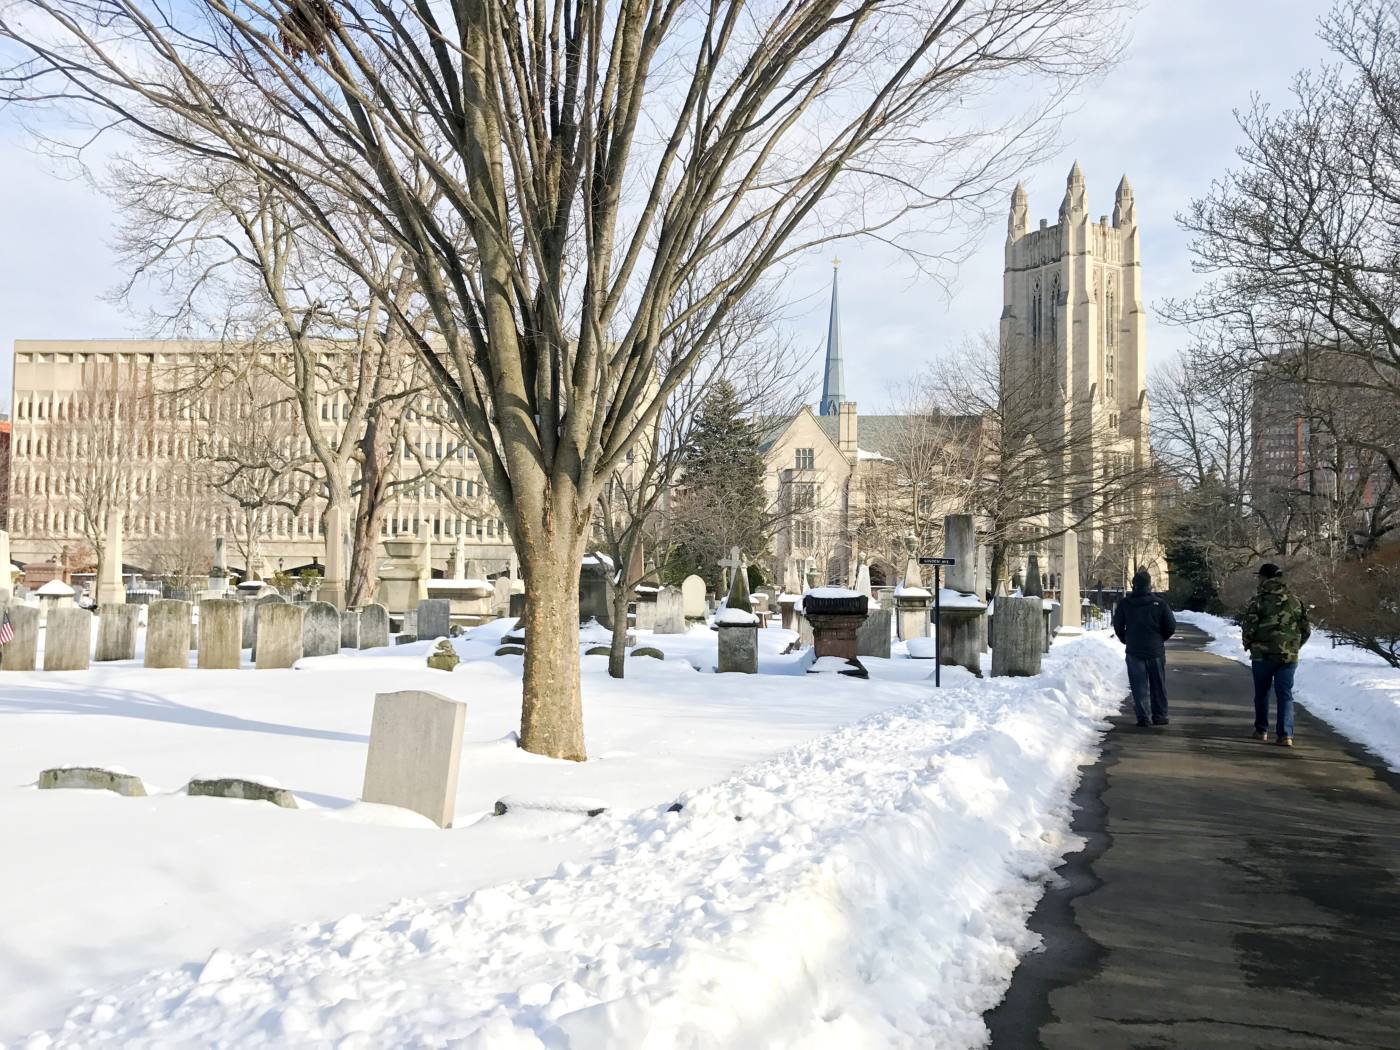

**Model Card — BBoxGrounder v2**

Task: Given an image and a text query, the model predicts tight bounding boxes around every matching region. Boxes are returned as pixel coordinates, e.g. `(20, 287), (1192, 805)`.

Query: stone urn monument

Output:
(803, 587), (869, 678)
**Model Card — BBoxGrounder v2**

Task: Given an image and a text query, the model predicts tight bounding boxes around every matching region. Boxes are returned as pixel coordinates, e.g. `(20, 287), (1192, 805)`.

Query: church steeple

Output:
(819, 259), (845, 416)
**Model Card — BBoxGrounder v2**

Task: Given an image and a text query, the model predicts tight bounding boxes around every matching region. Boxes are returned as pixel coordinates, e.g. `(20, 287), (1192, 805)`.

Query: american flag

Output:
(0, 611), (13, 647)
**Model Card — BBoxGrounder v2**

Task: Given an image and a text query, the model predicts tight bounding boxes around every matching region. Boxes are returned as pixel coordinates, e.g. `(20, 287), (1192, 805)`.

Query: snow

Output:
(580, 553), (615, 568)
(894, 583), (931, 598)
(804, 586), (860, 599)
(1178, 611), (1400, 772)
(938, 588), (986, 610)
(905, 637), (939, 659)
(714, 607), (758, 626)
(1, 617), (1127, 1047)
(428, 578), (493, 590)
(35, 581), (75, 597)
(808, 655), (860, 673)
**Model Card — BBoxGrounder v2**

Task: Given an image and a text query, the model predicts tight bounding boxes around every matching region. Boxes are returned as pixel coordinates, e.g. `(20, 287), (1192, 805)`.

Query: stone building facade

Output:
(8, 339), (515, 580)
(999, 163), (1163, 584)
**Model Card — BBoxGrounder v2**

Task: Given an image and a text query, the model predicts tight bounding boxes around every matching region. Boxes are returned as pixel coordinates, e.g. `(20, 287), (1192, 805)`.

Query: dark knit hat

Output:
(1258, 563), (1282, 578)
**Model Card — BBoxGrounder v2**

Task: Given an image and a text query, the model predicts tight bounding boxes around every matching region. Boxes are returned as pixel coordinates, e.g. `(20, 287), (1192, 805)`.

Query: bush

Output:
(1295, 549), (1400, 668)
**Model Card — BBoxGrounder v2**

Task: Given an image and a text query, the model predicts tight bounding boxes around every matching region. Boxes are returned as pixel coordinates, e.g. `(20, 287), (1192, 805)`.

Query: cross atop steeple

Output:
(819, 260), (845, 416)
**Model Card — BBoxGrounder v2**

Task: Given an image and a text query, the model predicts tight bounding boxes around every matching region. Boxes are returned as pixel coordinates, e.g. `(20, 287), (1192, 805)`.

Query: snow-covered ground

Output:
(2, 618), (1127, 1048)
(1178, 611), (1400, 772)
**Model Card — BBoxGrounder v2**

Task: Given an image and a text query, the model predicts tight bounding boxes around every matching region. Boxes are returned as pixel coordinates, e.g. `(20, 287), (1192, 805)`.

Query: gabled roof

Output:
(757, 405), (845, 459)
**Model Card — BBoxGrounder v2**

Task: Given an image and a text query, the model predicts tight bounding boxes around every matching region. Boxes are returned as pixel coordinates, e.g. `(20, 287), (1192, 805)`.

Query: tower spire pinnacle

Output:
(1113, 173), (1136, 228)
(1060, 159), (1087, 222)
(819, 261), (845, 416)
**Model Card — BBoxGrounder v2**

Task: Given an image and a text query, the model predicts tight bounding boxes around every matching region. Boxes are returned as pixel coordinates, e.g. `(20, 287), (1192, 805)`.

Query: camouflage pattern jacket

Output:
(1240, 578), (1312, 664)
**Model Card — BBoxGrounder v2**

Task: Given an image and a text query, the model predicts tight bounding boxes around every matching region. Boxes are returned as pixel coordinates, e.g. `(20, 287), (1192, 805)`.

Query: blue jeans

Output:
(1252, 659), (1296, 738)
(1126, 655), (1168, 722)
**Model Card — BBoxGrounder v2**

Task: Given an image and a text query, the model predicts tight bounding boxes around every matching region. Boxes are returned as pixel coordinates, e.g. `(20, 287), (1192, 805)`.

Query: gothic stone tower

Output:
(1000, 163), (1159, 584)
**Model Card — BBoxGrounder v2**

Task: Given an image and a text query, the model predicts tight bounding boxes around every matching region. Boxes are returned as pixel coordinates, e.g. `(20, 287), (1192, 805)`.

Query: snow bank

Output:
(26, 635), (1126, 1048)
(1179, 611), (1400, 772)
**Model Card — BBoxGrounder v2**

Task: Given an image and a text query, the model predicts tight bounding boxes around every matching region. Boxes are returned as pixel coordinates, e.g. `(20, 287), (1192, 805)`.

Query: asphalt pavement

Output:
(986, 623), (1400, 1049)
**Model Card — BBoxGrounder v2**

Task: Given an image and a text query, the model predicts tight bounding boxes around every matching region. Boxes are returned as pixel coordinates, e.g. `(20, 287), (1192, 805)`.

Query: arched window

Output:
(1030, 279), (1043, 349)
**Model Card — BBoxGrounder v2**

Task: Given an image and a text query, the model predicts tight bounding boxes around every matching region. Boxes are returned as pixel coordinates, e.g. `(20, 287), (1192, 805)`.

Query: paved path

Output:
(987, 624), (1400, 1049)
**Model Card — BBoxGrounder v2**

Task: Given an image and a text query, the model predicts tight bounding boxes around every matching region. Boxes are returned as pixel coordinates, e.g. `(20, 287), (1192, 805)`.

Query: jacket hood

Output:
(1131, 573), (1152, 595)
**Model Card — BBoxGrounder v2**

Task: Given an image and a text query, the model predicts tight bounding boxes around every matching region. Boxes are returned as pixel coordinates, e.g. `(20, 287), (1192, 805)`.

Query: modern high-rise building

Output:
(8, 339), (516, 582)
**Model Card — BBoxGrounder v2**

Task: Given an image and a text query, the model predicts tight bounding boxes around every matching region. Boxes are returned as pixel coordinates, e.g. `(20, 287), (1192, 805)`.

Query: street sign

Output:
(918, 556), (956, 566)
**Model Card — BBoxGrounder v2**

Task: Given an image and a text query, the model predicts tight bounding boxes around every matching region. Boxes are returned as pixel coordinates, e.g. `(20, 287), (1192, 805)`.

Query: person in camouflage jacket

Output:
(1240, 564), (1311, 746)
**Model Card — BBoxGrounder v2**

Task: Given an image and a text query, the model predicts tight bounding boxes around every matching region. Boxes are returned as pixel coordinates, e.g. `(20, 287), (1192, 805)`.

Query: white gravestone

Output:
(681, 575), (706, 619)
(654, 585), (686, 634)
(361, 690), (467, 828)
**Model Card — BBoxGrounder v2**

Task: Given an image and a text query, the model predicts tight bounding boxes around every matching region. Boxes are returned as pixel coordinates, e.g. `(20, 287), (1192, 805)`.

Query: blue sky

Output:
(0, 0), (1336, 411)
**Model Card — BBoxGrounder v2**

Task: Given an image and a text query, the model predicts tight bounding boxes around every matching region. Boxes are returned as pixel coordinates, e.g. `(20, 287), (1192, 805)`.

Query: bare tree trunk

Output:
(349, 414), (394, 607)
(608, 578), (631, 680)
(518, 528), (588, 761)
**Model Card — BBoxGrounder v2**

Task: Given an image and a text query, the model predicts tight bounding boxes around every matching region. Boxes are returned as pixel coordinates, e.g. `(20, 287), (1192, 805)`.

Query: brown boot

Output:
(1252, 729), (1269, 742)
(1275, 736), (1294, 747)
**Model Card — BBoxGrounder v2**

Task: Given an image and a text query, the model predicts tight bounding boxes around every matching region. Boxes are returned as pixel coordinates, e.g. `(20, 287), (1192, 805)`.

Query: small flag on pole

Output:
(0, 611), (14, 648)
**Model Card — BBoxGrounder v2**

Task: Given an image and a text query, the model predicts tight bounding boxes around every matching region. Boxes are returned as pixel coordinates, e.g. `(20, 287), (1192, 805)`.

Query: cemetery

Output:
(0, 521), (1135, 1046)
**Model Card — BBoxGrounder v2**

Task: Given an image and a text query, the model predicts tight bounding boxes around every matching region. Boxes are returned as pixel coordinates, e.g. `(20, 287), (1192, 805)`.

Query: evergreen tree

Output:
(666, 381), (770, 590)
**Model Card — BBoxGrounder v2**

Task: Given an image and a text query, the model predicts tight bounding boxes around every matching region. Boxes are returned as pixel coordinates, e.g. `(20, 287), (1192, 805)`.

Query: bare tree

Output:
(1168, 0), (1400, 488)
(2, 0), (1125, 759)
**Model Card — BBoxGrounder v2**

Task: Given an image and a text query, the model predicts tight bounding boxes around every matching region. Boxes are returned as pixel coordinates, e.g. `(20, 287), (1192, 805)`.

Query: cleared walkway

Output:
(987, 624), (1400, 1049)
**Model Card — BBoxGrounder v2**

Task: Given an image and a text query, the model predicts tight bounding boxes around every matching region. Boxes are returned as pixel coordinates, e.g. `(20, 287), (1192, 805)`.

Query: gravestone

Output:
(303, 601), (341, 658)
(339, 608), (360, 649)
(361, 690), (467, 828)
(188, 777), (297, 809)
(251, 592), (287, 658)
(255, 603), (304, 669)
(144, 599), (192, 669)
(492, 578), (512, 618)
(854, 558), (872, 599)
(508, 592), (527, 619)
(653, 585), (685, 634)
(95, 603), (139, 662)
(1059, 530), (1083, 634)
(990, 595), (1043, 677)
(44, 607), (92, 671)
(633, 588), (658, 632)
(681, 575), (706, 620)
(40, 766), (146, 796)
(579, 559), (613, 628)
(1, 605), (39, 671)
(197, 599), (242, 669)
(855, 606), (893, 659)
(715, 559), (757, 672)
(358, 603), (390, 649)
(416, 598), (451, 641)
(1024, 553), (1045, 597)
(241, 599), (258, 650)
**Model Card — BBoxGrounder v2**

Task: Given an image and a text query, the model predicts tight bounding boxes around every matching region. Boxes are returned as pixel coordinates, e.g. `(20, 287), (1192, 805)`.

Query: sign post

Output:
(919, 556), (956, 688)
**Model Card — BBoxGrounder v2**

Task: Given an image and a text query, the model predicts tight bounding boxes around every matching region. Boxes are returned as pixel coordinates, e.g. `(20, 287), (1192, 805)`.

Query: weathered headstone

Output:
(361, 690), (467, 828)
(715, 563), (758, 672)
(579, 557), (613, 628)
(144, 599), (192, 669)
(95, 603), (139, 662)
(855, 606), (893, 659)
(681, 575), (706, 620)
(854, 558), (872, 599)
(508, 592), (527, 619)
(97, 514), (125, 606)
(240, 599), (258, 650)
(339, 608), (360, 649)
(251, 592), (287, 658)
(1024, 553), (1045, 597)
(188, 777), (297, 809)
(40, 766), (146, 796)
(302, 601), (341, 658)
(255, 603), (304, 669)
(426, 638), (459, 671)
(416, 598), (451, 641)
(198, 599), (243, 669)
(1, 605), (39, 671)
(990, 595), (1043, 677)
(803, 589), (868, 677)
(492, 577), (512, 617)
(654, 585), (686, 634)
(358, 603), (390, 649)
(1059, 530), (1082, 634)
(44, 607), (92, 671)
